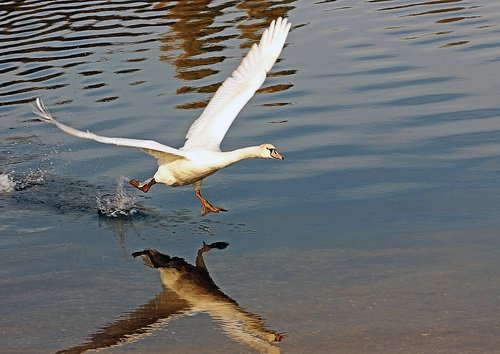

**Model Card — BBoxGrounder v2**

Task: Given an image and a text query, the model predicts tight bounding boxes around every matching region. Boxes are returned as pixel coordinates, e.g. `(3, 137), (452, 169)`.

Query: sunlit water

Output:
(2, 0), (500, 353)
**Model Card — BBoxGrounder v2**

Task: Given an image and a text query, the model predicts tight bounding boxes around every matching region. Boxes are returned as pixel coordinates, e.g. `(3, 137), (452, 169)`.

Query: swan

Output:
(32, 17), (290, 215)
(56, 244), (283, 353)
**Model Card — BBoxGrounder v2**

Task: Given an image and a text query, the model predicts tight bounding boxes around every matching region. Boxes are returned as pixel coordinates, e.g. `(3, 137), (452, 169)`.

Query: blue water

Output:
(2, 0), (500, 352)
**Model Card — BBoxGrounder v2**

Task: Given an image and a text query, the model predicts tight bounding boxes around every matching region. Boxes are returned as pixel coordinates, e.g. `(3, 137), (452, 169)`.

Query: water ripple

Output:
(0, 0), (296, 108)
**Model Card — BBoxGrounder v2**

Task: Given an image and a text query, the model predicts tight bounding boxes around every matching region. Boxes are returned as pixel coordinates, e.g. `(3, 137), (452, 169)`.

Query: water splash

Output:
(0, 173), (16, 193)
(0, 169), (47, 193)
(6, 169), (140, 216)
(14, 169), (46, 191)
(97, 177), (141, 218)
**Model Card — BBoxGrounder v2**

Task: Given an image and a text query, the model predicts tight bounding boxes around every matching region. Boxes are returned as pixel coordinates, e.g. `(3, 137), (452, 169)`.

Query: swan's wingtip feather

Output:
(31, 97), (54, 122)
(183, 17), (291, 149)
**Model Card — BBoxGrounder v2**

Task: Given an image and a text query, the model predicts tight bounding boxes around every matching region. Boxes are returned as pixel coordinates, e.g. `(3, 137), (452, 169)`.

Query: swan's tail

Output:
(31, 98), (56, 124)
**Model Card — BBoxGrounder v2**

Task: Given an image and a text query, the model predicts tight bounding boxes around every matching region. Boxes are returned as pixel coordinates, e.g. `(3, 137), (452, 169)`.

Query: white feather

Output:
(33, 18), (290, 214)
(182, 17), (291, 151)
(31, 98), (187, 160)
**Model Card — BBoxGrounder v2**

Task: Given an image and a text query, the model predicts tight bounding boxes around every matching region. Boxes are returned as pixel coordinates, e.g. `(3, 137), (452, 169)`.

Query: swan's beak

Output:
(271, 149), (285, 160)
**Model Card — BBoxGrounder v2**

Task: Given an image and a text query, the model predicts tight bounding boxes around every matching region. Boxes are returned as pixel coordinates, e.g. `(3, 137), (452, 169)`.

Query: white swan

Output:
(32, 17), (290, 216)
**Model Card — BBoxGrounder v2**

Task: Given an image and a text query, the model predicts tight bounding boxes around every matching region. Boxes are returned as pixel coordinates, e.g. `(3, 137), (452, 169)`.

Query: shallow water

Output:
(2, 0), (500, 353)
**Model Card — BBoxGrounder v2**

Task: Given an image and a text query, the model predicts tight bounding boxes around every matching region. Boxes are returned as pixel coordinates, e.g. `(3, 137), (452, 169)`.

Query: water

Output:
(2, 0), (500, 352)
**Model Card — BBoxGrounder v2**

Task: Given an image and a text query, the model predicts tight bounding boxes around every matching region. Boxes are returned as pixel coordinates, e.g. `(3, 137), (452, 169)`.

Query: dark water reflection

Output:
(57, 244), (283, 354)
(0, 0), (295, 108)
(2, 0), (500, 353)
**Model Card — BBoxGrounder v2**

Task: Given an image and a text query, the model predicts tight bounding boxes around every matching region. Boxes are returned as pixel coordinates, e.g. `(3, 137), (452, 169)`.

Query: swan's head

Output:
(259, 144), (285, 160)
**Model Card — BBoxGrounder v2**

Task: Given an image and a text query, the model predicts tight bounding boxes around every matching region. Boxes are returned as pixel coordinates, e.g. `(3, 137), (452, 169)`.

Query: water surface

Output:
(2, 0), (500, 353)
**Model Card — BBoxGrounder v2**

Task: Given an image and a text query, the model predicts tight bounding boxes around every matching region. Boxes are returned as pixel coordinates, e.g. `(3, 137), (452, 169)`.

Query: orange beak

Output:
(271, 149), (285, 160)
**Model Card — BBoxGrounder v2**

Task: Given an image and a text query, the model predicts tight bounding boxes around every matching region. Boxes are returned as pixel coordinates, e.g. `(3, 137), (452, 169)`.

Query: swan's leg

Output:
(195, 243), (211, 271)
(129, 177), (156, 193)
(193, 180), (228, 216)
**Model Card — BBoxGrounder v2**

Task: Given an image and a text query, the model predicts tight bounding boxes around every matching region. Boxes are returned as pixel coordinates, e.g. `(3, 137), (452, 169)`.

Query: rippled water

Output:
(2, 0), (500, 353)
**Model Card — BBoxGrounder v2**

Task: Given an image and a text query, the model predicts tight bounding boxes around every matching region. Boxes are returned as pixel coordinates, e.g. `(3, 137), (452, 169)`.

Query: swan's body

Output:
(32, 18), (290, 215)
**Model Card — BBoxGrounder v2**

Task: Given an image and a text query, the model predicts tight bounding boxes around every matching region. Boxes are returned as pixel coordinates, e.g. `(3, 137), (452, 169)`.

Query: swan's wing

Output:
(32, 98), (187, 160)
(55, 289), (193, 354)
(182, 17), (291, 151)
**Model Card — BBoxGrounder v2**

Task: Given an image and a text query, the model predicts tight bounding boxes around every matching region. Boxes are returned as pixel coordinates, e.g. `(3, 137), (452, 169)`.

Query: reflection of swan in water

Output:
(57, 243), (284, 354)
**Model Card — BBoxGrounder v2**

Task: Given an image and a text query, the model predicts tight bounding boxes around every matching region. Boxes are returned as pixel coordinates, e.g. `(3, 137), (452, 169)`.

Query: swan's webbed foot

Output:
(129, 178), (156, 193)
(200, 201), (228, 216)
(194, 189), (227, 216)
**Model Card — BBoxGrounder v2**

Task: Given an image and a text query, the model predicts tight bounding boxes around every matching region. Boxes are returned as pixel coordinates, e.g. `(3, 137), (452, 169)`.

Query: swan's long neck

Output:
(219, 146), (262, 168)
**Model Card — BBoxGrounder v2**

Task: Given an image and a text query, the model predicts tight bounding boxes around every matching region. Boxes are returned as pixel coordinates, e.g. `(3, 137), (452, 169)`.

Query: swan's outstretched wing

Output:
(182, 17), (291, 151)
(55, 289), (193, 354)
(32, 98), (187, 160)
